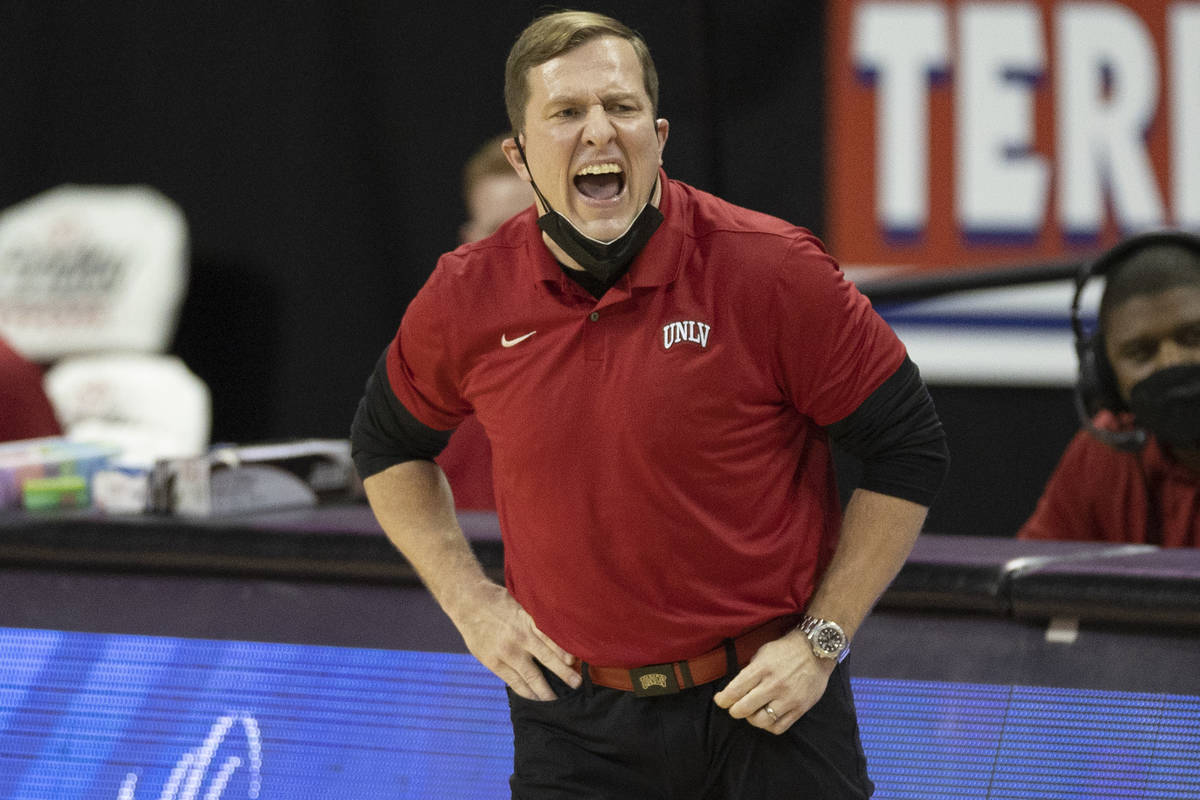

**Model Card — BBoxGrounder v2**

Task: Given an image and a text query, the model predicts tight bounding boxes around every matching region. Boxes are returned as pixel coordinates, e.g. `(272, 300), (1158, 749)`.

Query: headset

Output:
(1070, 229), (1200, 451)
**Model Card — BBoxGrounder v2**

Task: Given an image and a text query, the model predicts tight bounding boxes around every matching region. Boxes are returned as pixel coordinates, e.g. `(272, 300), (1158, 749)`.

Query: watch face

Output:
(814, 624), (845, 655)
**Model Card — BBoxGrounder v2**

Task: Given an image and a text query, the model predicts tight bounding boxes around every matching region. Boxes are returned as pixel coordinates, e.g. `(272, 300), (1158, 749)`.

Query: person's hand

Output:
(452, 580), (581, 700)
(712, 629), (835, 734)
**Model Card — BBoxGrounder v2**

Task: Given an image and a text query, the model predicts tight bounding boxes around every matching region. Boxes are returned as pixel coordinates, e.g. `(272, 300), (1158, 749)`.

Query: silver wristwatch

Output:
(798, 614), (850, 663)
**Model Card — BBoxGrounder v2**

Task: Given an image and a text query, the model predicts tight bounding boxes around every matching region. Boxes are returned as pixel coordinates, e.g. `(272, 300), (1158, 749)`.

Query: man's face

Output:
(1105, 284), (1200, 403)
(503, 36), (668, 244)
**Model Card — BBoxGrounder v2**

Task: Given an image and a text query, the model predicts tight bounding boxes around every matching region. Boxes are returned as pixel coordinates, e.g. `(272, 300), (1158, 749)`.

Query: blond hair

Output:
(504, 10), (659, 134)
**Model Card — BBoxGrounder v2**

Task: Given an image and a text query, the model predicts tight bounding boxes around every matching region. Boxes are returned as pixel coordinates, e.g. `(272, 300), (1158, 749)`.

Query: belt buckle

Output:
(629, 663), (681, 697)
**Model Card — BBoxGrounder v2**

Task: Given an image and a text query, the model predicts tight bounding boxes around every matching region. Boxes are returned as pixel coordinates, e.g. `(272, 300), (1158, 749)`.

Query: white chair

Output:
(0, 184), (210, 466)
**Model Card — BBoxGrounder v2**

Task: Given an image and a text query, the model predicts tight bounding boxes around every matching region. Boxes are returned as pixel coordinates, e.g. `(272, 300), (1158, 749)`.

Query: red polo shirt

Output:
(1019, 427), (1200, 547)
(434, 414), (496, 510)
(387, 173), (905, 666)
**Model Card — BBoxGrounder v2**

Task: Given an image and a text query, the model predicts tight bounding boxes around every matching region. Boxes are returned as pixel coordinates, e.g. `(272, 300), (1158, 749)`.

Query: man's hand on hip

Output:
(453, 579), (581, 701)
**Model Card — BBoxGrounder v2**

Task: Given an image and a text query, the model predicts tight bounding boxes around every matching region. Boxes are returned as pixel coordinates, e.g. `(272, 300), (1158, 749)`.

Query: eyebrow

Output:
(543, 89), (644, 108)
(1115, 318), (1200, 350)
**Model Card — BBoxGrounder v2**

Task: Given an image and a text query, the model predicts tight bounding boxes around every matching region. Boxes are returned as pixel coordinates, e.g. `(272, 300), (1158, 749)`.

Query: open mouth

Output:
(574, 163), (625, 201)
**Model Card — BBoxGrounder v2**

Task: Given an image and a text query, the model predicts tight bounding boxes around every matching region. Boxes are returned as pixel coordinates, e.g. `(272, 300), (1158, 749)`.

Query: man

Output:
(1019, 231), (1200, 546)
(351, 10), (947, 797)
(434, 135), (536, 511)
(459, 133), (538, 245)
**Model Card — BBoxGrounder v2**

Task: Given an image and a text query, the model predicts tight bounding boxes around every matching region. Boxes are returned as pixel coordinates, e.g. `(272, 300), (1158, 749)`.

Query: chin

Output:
(585, 228), (625, 244)
(578, 216), (635, 243)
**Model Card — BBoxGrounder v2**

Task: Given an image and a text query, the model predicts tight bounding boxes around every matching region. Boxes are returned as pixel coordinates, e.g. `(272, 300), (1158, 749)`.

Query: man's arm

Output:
(715, 356), (947, 732)
(363, 460), (580, 701)
(714, 489), (926, 731)
(352, 349), (579, 700)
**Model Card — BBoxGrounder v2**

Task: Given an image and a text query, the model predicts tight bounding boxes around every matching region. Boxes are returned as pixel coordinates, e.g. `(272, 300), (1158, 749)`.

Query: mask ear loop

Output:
(512, 136), (556, 216)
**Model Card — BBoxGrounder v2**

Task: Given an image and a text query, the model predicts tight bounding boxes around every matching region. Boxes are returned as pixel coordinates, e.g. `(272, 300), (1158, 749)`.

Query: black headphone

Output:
(1071, 229), (1200, 451)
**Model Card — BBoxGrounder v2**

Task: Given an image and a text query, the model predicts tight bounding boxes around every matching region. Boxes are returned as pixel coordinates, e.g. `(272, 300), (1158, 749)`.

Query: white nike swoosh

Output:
(501, 330), (537, 348)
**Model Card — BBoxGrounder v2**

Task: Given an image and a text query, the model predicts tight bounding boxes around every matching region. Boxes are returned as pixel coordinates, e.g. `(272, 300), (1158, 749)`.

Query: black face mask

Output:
(515, 139), (663, 284)
(536, 202), (663, 284)
(1129, 363), (1200, 449)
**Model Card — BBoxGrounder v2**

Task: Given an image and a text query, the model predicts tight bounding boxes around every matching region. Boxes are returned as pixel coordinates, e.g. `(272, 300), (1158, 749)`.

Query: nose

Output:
(581, 104), (616, 147)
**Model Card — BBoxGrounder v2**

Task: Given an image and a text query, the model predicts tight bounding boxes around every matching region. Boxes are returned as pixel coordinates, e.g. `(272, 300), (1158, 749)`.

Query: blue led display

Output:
(1, 627), (1197, 798)
(855, 679), (1200, 800)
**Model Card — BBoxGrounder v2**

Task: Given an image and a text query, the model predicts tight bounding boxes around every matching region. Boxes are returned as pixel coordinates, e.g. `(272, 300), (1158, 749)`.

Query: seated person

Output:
(0, 334), (62, 442)
(1019, 231), (1200, 546)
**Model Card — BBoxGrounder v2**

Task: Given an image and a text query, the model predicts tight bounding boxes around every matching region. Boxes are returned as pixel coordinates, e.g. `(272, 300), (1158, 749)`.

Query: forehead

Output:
(527, 36), (646, 105)
(1106, 285), (1200, 342)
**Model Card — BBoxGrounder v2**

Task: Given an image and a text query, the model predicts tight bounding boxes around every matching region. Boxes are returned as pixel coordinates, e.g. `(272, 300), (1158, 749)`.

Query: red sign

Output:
(826, 0), (1200, 271)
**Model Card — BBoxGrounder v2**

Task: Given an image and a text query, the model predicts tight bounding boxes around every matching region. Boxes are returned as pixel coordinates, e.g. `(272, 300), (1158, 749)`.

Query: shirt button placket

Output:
(585, 310), (604, 361)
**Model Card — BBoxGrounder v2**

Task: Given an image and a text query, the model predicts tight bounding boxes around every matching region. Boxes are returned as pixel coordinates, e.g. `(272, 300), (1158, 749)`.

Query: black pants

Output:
(507, 656), (873, 799)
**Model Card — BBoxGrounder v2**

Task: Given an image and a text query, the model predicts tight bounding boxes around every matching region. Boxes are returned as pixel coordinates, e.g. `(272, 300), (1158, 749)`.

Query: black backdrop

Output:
(0, 1), (824, 440)
(0, 2), (1076, 536)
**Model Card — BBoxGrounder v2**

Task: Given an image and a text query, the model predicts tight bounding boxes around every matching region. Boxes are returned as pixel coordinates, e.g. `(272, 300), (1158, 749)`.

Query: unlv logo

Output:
(662, 320), (711, 350)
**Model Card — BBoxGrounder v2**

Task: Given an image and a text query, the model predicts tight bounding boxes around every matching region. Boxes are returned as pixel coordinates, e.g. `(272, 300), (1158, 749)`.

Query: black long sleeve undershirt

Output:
(350, 346), (452, 481)
(823, 356), (949, 507)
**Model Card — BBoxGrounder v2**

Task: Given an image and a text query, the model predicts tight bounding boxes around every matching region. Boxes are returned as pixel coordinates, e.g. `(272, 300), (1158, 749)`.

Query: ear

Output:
(502, 136), (531, 182)
(655, 118), (669, 165)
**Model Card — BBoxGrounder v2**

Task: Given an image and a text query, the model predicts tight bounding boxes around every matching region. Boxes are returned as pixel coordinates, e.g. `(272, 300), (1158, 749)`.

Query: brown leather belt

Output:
(573, 616), (798, 697)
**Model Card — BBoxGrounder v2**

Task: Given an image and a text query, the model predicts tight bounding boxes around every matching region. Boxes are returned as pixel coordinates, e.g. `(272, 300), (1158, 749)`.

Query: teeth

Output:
(576, 163), (622, 176)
